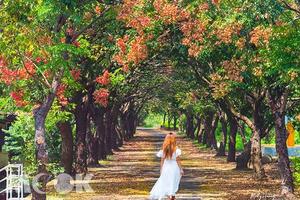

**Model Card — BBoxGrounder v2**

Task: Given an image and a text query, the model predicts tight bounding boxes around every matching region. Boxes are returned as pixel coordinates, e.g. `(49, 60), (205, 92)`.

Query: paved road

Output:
(52, 129), (289, 200)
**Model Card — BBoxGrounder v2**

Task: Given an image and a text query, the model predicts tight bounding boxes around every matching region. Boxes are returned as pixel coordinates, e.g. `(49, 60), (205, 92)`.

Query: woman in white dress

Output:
(150, 132), (184, 200)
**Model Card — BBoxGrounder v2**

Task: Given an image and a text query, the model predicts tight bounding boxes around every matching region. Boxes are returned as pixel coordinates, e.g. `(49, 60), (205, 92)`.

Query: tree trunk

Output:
(222, 99), (265, 177)
(32, 111), (49, 200)
(194, 117), (201, 139)
(236, 141), (251, 169)
(162, 112), (166, 128)
(207, 114), (219, 150)
(197, 119), (204, 143)
(238, 122), (247, 146)
(111, 106), (120, 150)
(227, 115), (237, 162)
(251, 128), (265, 179)
(87, 116), (99, 167)
(268, 90), (294, 195)
(93, 108), (106, 160)
(203, 111), (213, 145)
(173, 115), (177, 130)
(115, 125), (123, 147)
(57, 121), (73, 174)
(32, 83), (59, 200)
(128, 112), (137, 137)
(104, 109), (113, 155)
(186, 112), (194, 139)
(216, 114), (227, 156)
(273, 113), (294, 195)
(120, 113), (129, 141)
(74, 95), (88, 174)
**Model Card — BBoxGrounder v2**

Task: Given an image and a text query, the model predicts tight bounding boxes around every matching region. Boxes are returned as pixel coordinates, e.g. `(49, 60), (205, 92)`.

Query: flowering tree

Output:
(1, 0), (300, 198)
(0, 1), (112, 199)
(113, 0), (299, 196)
(165, 0), (298, 196)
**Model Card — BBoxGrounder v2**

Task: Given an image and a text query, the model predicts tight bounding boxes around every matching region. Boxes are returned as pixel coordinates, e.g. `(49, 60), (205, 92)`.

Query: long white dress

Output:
(149, 148), (182, 200)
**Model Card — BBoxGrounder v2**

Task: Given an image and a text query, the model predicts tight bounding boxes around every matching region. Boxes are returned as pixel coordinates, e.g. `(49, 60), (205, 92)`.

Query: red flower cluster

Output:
(73, 40), (80, 48)
(212, 0), (220, 6)
(93, 88), (109, 107)
(10, 91), (27, 107)
(128, 16), (152, 34)
(127, 36), (148, 65)
(0, 56), (6, 68)
(0, 56), (38, 85)
(56, 84), (68, 106)
(180, 19), (207, 57)
(20, 60), (36, 79)
(250, 26), (272, 47)
(113, 35), (149, 72)
(116, 36), (129, 54)
(95, 5), (101, 15)
(117, 0), (152, 34)
(0, 56), (16, 84)
(213, 22), (243, 45)
(198, 3), (210, 11)
(70, 69), (81, 81)
(153, 0), (190, 24)
(96, 70), (110, 85)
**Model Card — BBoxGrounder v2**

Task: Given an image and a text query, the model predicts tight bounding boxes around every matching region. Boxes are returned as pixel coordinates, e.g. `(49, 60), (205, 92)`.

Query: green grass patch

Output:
(141, 113), (163, 128)
(98, 155), (114, 165)
(291, 157), (300, 187)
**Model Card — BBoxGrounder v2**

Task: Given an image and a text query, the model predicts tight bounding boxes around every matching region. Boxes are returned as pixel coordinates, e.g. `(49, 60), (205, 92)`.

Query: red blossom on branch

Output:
(117, 0), (152, 34)
(93, 88), (109, 107)
(199, 3), (210, 11)
(66, 28), (74, 36)
(0, 56), (37, 84)
(122, 64), (129, 72)
(73, 40), (80, 47)
(213, 22), (243, 45)
(0, 57), (17, 85)
(180, 19), (207, 57)
(70, 69), (81, 81)
(116, 37), (128, 53)
(10, 91), (28, 107)
(35, 57), (43, 63)
(113, 35), (148, 71)
(96, 70), (110, 85)
(21, 60), (36, 78)
(127, 36), (148, 65)
(250, 26), (272, 47)
(212, 0), (219, 6)
(56, 84), (68, 106)
(153, 0), (190, 24)
(95, 6), (102, 15)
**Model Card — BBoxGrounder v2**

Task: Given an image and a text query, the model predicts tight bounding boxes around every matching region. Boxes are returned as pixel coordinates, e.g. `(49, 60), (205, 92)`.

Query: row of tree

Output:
(1, 0), (300, 199)
(0, 1), (171, 199)
(119, 0), (300, 198)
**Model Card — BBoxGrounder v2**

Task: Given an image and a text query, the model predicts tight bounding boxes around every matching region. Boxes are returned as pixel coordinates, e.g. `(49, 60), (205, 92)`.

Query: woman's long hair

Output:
(162, 133), (176, 159)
